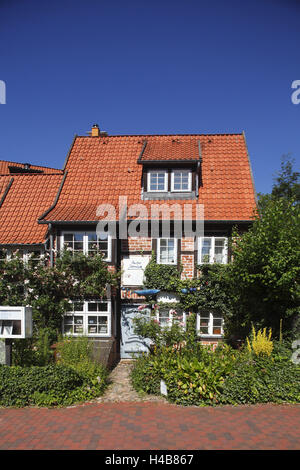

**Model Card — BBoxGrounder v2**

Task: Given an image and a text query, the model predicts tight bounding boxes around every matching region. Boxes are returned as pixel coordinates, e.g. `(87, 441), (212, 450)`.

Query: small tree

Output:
(224, 197), (300, 340)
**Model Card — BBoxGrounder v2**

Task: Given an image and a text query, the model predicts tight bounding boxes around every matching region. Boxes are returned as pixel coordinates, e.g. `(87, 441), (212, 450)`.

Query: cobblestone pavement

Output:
(0, 361), (299, 450)
(96, 360), (168, 403)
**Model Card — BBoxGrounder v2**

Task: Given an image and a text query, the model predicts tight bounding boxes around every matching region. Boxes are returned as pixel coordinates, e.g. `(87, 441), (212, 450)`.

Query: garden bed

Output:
(131, 340), (300, 407)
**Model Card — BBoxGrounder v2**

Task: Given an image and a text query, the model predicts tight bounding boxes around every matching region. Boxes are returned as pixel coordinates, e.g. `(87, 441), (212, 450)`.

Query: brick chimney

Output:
(91, 124), (100, 137)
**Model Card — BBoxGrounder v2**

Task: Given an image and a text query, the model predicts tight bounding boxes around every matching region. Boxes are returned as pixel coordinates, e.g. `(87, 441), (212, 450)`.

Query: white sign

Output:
(160, 380), (168, 396)
(121, 255), (151, 287)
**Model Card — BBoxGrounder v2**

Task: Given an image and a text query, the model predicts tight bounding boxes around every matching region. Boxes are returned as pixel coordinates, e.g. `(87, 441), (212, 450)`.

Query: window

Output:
(156, 308), (186, 328)
(63, 300), (111, 337)
(197, 312), (223, 337)
(198, 237), (227, 264)
(157, 238), (177, 264)
(62, 233), (84, 254)
(147, 171), (167, 192)
(171, 170), (192, 192)
(61, 231), (111, 261)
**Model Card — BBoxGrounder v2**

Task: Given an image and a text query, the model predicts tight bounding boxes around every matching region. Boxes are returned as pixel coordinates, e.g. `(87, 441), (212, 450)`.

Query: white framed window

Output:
(171, 169), (192, 192)
(196, 312), (224, 337)
(198, 237), (228, 264)
(63, 300), (111, 337)
(61, 231), (112, 261)
(157, 238), (177, 265)
(147, 170), (168, 192)
(156, 308), (186, 328)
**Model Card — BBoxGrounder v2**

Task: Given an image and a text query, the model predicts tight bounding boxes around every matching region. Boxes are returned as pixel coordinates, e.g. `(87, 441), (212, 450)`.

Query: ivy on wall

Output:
(143, 253), (231, 318)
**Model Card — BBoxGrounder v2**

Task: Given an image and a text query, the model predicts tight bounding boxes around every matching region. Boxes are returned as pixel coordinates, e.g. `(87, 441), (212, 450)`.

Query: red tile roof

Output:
(0, 160), (63, 175)
(140, 136), (200, 162)
(40, 133), (257, 222)
(0, 173), (64, 245)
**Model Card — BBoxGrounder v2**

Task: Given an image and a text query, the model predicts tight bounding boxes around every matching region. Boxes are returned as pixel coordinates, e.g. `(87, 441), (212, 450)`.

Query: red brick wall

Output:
(121, 237), (152, 252)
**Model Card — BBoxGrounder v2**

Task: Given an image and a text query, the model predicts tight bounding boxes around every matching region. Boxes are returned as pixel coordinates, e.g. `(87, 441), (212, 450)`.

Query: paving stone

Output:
(96, 360), (168, 403)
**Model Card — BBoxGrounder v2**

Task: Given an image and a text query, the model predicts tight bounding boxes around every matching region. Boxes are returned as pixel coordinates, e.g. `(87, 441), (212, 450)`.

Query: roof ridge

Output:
(0, 172), (64, 178)
(76, 132), (244, 138)
(0, 159), (62, 171)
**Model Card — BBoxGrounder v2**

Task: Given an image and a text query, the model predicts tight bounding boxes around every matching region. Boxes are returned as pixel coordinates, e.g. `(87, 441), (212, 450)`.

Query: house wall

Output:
(48, 222), (252, 363)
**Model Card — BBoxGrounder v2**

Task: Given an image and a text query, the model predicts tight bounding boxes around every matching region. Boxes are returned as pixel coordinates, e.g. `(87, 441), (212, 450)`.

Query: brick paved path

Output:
(0, 403), (299, 450)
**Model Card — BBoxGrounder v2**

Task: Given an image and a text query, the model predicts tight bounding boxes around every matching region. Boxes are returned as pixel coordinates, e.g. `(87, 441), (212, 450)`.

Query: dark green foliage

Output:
(220, 352), (300, 405)
(144, 254), (181, 291)
(223, 198), (300, 340)
(131, 340), (300, 406)
(12, 328), (54, 366)
(131, 343), (239, 406)
(0, 336), (109, 407)
(131, 353), (161, 396)
(0, 364), (83, 407)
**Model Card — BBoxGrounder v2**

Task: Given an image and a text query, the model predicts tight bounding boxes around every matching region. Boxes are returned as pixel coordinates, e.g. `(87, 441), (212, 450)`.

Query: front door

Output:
(120, 304), (152, 359)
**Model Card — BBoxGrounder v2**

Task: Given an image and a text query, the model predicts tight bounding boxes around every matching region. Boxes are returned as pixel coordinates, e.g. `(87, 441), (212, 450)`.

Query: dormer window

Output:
(146, 169), (192, 193)
(171, 169), (192, 192)
(147, 170), (167, 192)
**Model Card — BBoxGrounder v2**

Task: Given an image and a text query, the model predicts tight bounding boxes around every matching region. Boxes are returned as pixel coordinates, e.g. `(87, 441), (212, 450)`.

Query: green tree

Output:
(271, 154), (300, 202)
(224, 198), (300, 341)
(258, 155), (300, 214)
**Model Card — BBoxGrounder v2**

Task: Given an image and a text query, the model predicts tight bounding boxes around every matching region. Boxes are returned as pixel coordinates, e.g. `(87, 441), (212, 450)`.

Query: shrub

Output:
(131, 353), (161, 396)
(220, 352), (300, 405)
(246, 325), (273, 357)
(55, 335), (108, 395)
(0, 364), (84, 407)
(131, 339), (300, 406)
(0, 336), (108, 408)
(131, 343), (238, 406)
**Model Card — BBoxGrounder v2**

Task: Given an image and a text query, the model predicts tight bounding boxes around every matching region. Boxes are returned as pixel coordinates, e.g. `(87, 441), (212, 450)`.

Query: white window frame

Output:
(61, 231), (112, 262)
(157, 238), (178, 265)
(147, 170), (168, 192)
(171, 169), (192, 192)
(196, 312), (224, 338)
(156, 308), (186, 329)
(63, 299), (112, 337)
(198, 236), (228, 264)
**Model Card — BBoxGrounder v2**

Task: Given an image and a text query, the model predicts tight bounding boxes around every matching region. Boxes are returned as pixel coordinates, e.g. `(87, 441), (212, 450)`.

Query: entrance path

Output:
(96, 360), (167, 403)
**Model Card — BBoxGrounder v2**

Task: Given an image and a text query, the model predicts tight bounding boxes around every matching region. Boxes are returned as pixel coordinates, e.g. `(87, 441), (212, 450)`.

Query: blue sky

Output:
(0, 0), (299, 194)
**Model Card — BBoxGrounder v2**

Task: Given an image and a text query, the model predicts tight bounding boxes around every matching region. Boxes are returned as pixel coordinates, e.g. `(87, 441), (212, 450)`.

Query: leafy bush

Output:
(12, 328), (54, 367)
(131, 353), (161, 395)
(220, 352), (300, 405)
(0, 336), (108, 408)
(144, 254), (181, 291)
(55, 335), (108, 395)
(0, 364), (84, 407)
(131, 343), (238, 406)
(131, 338), (300, 406)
